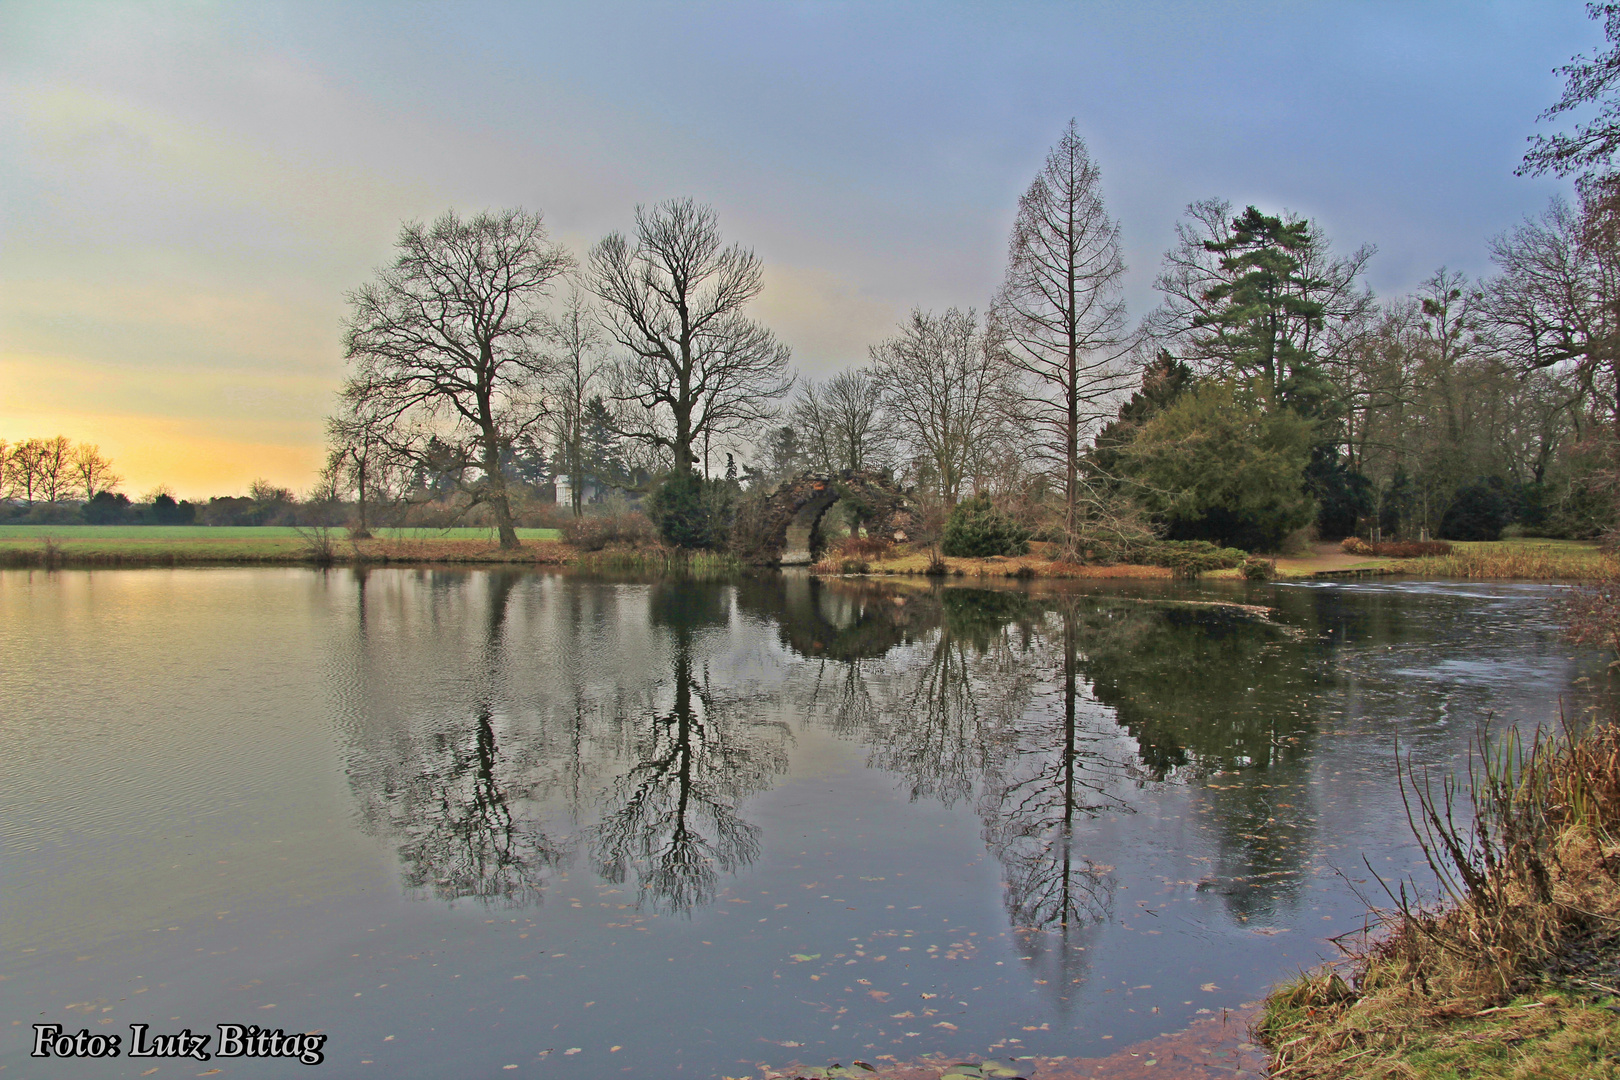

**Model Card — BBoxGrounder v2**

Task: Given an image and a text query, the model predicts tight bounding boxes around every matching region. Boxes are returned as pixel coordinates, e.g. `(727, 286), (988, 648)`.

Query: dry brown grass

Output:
(1258, 719), (1620, 1078)
(1395, 543), (1609, 580)
(353, 538), (574, 564)
(810, 545), (1174, 579)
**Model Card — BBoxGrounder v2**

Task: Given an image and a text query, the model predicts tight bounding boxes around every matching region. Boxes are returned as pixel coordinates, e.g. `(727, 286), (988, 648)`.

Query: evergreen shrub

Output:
(644, 472), (735, 550)
(941, 494), (1030, 558)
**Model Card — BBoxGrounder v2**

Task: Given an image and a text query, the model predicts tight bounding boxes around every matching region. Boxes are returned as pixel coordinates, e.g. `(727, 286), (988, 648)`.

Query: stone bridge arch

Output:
(744, 470), (916, 565)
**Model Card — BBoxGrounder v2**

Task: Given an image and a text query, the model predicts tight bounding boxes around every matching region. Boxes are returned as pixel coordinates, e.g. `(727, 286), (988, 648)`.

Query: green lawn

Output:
(0, 525), (563, 565)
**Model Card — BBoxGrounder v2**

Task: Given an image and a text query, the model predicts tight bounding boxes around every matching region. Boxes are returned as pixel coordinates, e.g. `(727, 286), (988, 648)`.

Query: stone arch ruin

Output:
(742, 470), (916, 565)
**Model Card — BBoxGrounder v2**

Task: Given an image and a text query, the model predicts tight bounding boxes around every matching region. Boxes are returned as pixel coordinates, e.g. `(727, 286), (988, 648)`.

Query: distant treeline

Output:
(0, 437), (571, 529)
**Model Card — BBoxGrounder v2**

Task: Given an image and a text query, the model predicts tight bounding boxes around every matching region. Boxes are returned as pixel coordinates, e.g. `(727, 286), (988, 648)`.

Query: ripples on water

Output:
(0, 569), (1604, 1078)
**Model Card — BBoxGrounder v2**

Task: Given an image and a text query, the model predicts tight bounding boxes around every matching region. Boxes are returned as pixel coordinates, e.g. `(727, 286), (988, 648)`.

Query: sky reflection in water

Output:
(0, 569), (1601, 1078)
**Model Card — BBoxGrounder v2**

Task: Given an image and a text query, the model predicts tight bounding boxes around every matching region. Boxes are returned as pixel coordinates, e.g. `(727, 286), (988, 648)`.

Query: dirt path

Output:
(1269, 542), (1386, 578)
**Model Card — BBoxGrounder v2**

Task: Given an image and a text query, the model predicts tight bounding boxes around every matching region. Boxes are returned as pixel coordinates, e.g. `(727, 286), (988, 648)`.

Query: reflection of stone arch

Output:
(744, 470), (916, 565)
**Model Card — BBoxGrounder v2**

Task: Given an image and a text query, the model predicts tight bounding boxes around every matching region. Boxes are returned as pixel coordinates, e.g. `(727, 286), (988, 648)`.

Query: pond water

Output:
(0, 568), (1604, 1079)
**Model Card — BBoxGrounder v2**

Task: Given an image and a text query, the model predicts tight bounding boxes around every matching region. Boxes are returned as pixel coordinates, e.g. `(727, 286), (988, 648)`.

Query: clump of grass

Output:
(1241, 555), (1275, 580)
(295, 525), (337, 567)
(1257, 718), (1620, 1078)
(1566, 568), (1620, 656)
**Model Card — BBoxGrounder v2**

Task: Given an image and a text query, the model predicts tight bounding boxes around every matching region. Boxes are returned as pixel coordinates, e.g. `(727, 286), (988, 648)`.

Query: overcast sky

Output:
(0, 1), (1600, 497)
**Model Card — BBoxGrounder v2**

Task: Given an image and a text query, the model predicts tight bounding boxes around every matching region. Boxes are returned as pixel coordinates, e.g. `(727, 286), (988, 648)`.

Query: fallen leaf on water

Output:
(564, 1047), (582, 1055)
(867, 991), (890, 1002)
(1200, 982), (1220, 992)
(790, 954), (821, 962)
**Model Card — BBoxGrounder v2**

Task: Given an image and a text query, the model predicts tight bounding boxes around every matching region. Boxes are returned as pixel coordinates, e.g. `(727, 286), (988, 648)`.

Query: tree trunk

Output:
(673, 401), (695, 476)
(355, 454), (371, 538)
(480, 431), (521, 550)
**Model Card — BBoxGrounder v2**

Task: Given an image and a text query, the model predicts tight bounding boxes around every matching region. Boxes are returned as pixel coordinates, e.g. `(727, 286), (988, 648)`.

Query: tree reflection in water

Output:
(591, 581), (791, 914)
(335, 570), (1328, 930)
(864, 590), (1038, 806)
(786, 580), (1328, 948)
(787, 584), (1127, 986)
(1070, 598), (1324, 919)
(348, 571), (567, 908)
(983, 603), (1126, 955)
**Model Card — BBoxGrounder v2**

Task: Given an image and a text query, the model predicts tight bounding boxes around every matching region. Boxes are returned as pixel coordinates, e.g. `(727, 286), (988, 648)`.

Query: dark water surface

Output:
(0, 569), (1603, 1078)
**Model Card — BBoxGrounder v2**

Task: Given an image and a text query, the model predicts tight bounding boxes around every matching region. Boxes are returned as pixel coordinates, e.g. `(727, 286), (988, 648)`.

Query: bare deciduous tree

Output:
(1520, 3), (1620, 186)
(0, 440), (35, 504)
(548, 286), (606, 516)
(327, 395), (409, 537)
(589, 199), (793, 478)
(70, 443), (120, 501)
(994, 121), (1130, 532)
(341, 208), (574, 548)
(32, 436), (73, 503)
(790, 368), (891, 474)
(867, 308), (1011, 508)
(1481, 194), (1620, 440)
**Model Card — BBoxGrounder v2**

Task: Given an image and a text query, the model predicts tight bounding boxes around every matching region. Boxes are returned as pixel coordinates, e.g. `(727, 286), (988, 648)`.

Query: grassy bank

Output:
(0, 525), (565, 566)
(0, 525), (756, 574)
(1256, 718), (1620, 1078)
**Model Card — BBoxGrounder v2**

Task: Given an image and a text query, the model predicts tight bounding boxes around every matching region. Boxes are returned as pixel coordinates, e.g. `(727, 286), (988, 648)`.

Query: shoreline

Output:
(0, 532), (1606, 581)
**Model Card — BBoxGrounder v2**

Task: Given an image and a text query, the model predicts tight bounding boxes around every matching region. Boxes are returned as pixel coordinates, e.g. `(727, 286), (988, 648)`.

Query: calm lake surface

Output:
(0, 568), (1604, 1078)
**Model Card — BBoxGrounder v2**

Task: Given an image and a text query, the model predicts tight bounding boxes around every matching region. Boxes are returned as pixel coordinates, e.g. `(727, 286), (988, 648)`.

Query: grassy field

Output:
(0, 525), (562, 566)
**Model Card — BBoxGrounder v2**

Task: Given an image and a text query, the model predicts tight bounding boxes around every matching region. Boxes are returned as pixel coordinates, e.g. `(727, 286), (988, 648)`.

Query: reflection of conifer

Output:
(979, 605), (1131, 1000)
